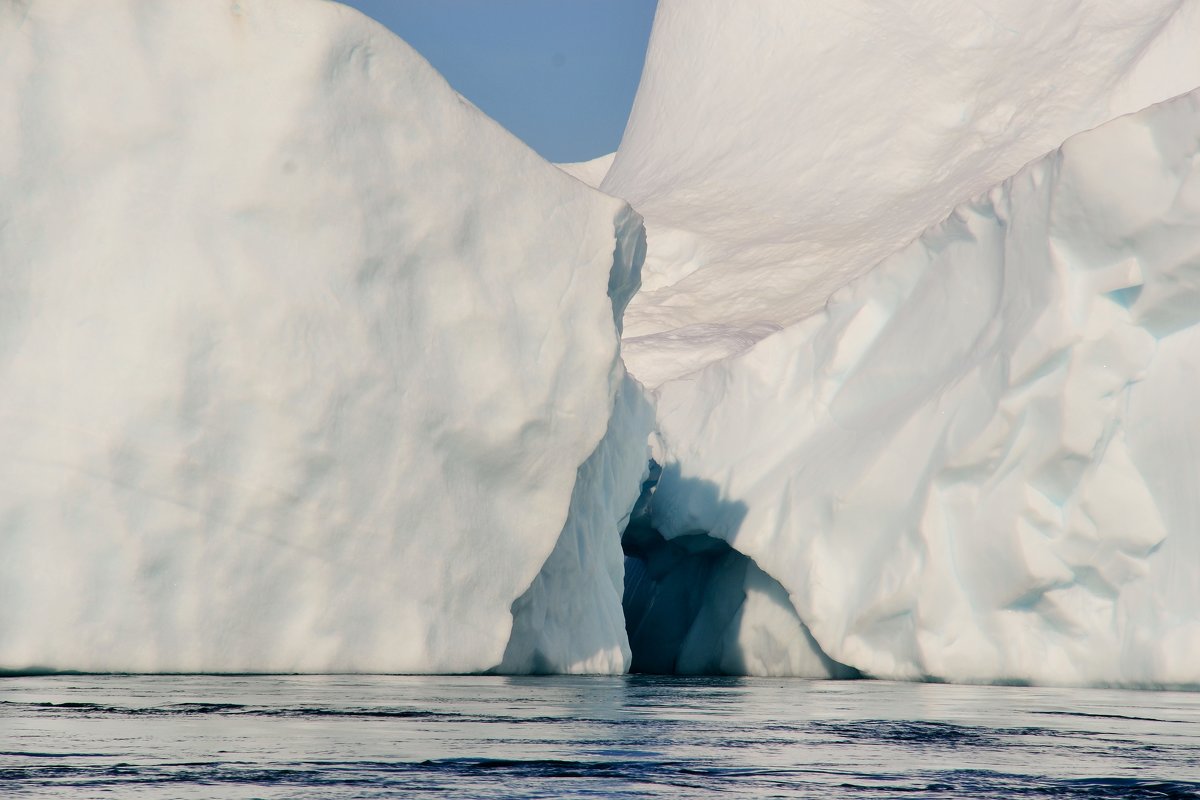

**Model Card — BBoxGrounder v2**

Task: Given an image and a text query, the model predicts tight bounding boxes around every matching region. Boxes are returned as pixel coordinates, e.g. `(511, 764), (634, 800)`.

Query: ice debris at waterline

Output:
(3, 0), (1200, 687)
(0, 0), (650, 674)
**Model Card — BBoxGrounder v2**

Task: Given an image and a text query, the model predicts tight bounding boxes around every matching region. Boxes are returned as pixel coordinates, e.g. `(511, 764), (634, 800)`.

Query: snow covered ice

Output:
(0, 0), (649, 674)
(4, 0), (1200, 687)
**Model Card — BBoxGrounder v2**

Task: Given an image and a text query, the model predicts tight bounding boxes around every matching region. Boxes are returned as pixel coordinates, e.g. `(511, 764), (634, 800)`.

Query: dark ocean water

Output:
(2, 674), (1198, 798)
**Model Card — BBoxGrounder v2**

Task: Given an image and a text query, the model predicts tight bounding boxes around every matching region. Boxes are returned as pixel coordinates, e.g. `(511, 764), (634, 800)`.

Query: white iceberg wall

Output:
(501, 205), (652, 675)
(652, 89), (1200, 685)
(501, 372), (654, 674)
(604, 0), (1200, 386)
(0, 0), (646, 673)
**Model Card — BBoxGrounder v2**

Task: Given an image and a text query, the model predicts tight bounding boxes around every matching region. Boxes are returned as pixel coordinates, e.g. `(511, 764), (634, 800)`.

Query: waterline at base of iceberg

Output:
(620, 462), (857, 678)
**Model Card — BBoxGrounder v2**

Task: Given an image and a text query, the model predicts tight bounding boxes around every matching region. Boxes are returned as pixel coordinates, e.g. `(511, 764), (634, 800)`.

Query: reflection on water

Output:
(2, 674), (1199, 798)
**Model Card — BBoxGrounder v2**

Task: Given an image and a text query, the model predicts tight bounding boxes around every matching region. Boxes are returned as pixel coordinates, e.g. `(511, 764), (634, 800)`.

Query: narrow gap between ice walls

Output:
(494, 207), (653, 675)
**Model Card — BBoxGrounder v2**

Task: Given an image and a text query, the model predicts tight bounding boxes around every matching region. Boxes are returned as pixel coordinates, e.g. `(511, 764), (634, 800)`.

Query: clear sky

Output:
(339, 0), (658, 164)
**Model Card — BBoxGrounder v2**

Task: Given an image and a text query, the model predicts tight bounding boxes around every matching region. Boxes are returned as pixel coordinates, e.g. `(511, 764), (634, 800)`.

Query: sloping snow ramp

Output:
(653, 89), (1200, 686)
(606, 0), (1200, 387)
(0, 0), (648, 674)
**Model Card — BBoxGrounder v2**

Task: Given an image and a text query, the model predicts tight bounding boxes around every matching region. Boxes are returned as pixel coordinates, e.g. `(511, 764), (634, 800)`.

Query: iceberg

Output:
(0, 0), (649, 674)
(4, 0), (1199, 688)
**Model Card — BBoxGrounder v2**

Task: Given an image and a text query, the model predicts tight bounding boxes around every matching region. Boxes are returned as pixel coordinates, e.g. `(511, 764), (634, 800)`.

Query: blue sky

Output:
(340, 0), (658, 163)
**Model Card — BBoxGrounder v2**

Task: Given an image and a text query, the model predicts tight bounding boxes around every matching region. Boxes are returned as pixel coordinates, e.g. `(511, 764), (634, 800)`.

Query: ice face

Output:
(0, 0), (648, 674)
(583, 0), (1200, 685)
(605, 0), (1200, 387)
(500, 374), (654, 675)
(649, 89), (1200, 686)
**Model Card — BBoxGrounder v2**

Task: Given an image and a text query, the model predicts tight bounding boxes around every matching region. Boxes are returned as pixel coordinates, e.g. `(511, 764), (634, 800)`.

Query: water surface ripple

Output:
(2, 675), (1198, 798)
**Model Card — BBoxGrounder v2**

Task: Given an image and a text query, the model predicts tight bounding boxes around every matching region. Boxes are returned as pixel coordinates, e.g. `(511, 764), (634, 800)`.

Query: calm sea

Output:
(2, 674), (1198, 798)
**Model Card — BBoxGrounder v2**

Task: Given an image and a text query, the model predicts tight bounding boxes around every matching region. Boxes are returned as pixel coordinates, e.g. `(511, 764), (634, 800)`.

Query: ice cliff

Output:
(0, 0), (649, 674)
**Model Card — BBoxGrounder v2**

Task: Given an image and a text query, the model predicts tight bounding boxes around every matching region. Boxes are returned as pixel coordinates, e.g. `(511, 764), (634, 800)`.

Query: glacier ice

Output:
(500, 373), (654, 674)
(649, 88), (1200, 686)
(0, 0), (649, 674)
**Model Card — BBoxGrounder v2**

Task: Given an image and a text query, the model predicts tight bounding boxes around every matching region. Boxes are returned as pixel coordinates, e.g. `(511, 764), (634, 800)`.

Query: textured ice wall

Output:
(0, 0), (647, 673)
(605, 0), (1200, 387)
(502, 373), (654, 674)
(652, 89), (1200, 686)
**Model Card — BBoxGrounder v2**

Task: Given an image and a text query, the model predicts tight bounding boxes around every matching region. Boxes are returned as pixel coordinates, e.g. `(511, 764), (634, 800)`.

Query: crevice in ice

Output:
(606, 205), (648, 336)
(495, 377), (654, 676)
(620, 462), (858, 678)
(494, 205), (652, 676)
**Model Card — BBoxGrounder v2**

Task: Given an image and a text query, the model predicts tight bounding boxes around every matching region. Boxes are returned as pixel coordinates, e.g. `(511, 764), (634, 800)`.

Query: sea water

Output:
(2, 674), (1198, 798)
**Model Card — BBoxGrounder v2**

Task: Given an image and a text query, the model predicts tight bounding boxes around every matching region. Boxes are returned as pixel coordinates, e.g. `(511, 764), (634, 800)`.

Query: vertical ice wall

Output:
(0, 0), (648, 674)
(652, 89), (1200, 685)
(501, 373), (654, 674)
